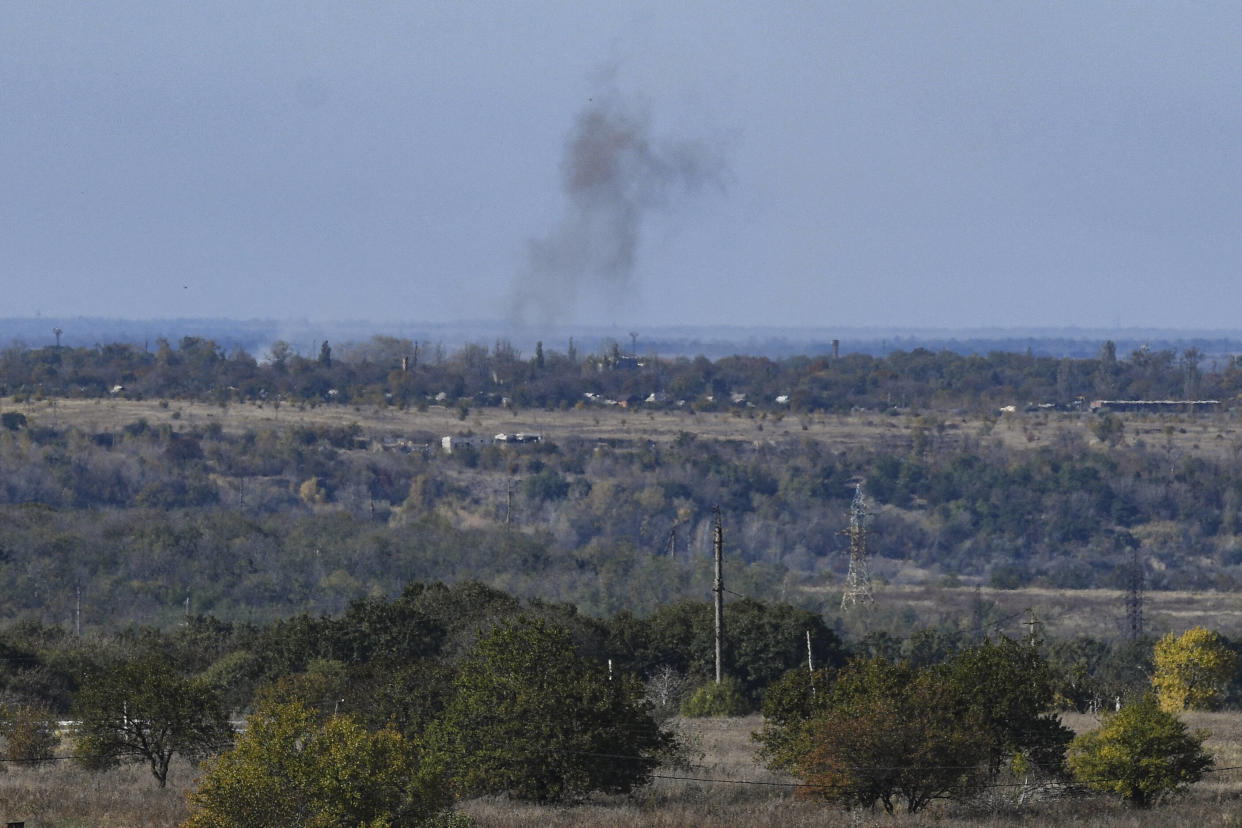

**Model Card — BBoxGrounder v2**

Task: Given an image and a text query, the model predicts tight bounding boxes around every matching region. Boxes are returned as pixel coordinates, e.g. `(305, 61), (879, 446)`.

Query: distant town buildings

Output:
(1089, 400), (1220, 414)
(440, 433), (541, 454)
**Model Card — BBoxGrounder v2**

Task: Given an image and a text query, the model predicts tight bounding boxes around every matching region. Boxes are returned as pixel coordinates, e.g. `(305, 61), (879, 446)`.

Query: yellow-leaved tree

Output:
(1068, 693), (1213, 807)
(1151, 627), (1238, 711)
(183, 701), (452, 828)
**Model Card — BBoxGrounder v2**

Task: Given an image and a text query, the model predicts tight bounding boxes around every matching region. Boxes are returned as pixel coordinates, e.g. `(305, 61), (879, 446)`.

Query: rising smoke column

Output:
(509, 93), (726, 325)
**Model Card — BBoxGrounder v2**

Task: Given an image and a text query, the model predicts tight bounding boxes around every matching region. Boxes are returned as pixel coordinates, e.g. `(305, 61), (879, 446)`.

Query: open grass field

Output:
(3, 711), (1240, 827)
(13, 396), (1242, 461)
(463, 710), (1242, 827)
(14, 396), (950, 450)
(807, 583), (1242, 641)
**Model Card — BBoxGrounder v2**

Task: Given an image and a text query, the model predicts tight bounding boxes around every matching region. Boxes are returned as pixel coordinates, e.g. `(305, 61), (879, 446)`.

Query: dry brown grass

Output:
(0, 759), (194, 827)
(6, 397), (1206, 451)
(16, 398), (1242, 480)
(13, 387), (1242, 460)
(460, 711), (1242, 827)
(11, 396), (931, 449)
(2, 713), (1241, 826)
(804, 582), (1242, 641)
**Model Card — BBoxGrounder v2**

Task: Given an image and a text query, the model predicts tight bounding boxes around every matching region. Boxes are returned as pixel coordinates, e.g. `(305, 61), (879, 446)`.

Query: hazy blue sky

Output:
(4, 2), (1242, 330)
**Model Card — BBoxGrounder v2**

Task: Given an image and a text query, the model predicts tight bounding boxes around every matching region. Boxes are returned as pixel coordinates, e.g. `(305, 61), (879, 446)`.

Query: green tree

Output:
(252, 659), (349, 716)
(753, 666), (835, 772)
(758, 639), (1071, 804)
(726, 597), (846, 706)
(1152, 627), (1238, 711)
(183, 701), (450, 828)
(1091, 413), (1125, 445)
(522, 469), (570, 502)
(779, 658), (991, 814)
(1068, 694), (1213, 807)
(943, 637), (1072, 776)
(424, 616), (675, 803)
(349, 659), (457, 741)
(73, 656), (232, 787)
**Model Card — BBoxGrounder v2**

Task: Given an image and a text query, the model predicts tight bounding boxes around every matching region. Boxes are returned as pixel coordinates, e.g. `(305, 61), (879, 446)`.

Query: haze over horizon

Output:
(5, 3), (1241, 331)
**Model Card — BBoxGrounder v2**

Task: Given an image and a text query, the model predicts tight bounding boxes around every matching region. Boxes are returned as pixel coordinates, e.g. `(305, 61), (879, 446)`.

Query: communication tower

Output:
(841, 483), (875, 610)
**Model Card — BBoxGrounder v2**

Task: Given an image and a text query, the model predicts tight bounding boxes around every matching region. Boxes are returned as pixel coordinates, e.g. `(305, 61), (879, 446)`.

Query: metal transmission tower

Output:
(1125, 546), (1144, 641)
(662, 524), (678, 559)
(841, 483), (875, 610)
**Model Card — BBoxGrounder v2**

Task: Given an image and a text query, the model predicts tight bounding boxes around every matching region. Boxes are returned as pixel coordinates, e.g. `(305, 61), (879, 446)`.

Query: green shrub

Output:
(680, 677), (748, 717)
(0, 703), (59, 763)
(184, 701), (451, 827)
(1068, 693), (1212, 807)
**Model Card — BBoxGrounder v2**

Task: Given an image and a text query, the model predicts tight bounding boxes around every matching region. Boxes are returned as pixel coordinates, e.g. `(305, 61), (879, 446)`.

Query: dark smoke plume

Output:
(508, 93), (726, 325)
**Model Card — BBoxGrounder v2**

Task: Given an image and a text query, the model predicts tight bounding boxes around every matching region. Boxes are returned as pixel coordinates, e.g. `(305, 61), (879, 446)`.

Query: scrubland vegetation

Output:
(4, 336), (1242, 625)
(0, 707), (1240, 825)
(0, 335), (1239, 823)
(0, 581), (1230, 824)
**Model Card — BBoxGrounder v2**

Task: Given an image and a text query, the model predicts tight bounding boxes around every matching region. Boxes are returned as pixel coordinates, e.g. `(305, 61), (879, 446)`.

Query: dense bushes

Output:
(184, 701), (452, 827)
(424, 616), (674, 803)
(757, 639), (1072, 814)
(4, 407), (1241, 630)
(0, 580), (1212, 819)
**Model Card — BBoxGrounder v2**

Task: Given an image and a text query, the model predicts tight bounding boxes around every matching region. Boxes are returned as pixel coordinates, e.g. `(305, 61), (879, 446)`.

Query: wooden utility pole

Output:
(806, 629), (815, 697)
(971, 585), (986, 644)
(713, 507), (724, 685)
(1125, 546), (1144, 641)
(1022, 608), (1042, 642)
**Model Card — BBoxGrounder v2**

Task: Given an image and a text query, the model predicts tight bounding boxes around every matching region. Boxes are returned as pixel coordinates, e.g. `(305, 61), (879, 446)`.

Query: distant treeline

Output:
(3, 335), (1242, 411)
(8, 316), (1242, 361)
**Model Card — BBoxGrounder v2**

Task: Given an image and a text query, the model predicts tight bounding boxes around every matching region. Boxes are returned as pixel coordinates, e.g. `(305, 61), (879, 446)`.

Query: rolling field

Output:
(12, 396), (1242, 462)
(12, 396), (1242, 638)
